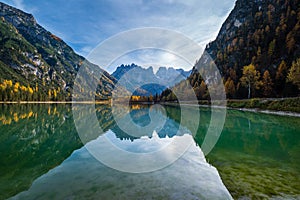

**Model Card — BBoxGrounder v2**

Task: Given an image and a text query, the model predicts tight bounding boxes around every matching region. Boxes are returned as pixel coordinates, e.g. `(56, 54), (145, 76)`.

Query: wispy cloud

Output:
(107, 49), (192, 73)
(86, 28), (203, 73)
(11, 0), (24, 10)
(1, 0), (236, 71)
(5, 0), (36, 13)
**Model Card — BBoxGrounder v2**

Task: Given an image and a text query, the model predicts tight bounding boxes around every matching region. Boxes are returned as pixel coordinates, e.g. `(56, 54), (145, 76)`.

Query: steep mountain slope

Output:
(112, 63), (191, 96)
(0, 2), (115, 101)
(187, 0), (300, 99)
(156, 67), (192, 86)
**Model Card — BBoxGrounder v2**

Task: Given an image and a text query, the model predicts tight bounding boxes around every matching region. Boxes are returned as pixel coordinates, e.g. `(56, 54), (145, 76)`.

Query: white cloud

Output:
(107, 49), (192, 73)
(86, 28), (203, 73)
(8, 0), (36, 13)
(1, 0), (236, 72)
(12, 0), (25, 10)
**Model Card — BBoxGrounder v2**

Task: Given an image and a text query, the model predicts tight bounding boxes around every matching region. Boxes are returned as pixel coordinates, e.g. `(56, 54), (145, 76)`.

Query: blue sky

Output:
(2, 0), (236, 72)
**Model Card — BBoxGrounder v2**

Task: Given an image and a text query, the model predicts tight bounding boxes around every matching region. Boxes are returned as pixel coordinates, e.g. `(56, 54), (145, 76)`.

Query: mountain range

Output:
(112, 63), (191, 96)
(0, 0), (299, 101)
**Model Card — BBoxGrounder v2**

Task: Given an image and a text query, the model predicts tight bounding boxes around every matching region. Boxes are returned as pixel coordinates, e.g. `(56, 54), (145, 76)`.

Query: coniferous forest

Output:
(186, 0), (300, 100)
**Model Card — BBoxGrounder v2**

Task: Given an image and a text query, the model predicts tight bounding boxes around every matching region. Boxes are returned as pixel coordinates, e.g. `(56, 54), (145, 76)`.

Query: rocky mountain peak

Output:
(0, 2), (36, 25)
(111, 63), (191, 96)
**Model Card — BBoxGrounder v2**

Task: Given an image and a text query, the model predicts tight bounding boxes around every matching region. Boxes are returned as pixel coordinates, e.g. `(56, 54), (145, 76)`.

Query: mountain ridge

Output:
(0, 2), (115, 101)
(112, 63), (191, 96)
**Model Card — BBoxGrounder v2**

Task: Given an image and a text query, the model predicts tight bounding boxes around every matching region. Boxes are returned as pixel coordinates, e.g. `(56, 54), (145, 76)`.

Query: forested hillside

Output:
(185, 0), (300, 100)
(0, 2), (115, 101)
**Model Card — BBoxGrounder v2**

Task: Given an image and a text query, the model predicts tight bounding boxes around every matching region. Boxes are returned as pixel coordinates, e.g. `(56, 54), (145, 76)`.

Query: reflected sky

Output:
(10, 131), (232, 200)
(1, 104), (300, 199)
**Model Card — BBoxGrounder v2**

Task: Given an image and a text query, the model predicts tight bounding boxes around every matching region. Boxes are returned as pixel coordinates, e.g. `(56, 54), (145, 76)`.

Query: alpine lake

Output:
(0, 103), (299, 199)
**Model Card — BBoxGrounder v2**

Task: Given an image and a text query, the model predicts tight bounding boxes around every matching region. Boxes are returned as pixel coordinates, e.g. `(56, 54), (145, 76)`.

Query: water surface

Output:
(0, 104), (299, 199)
(1, 104), (231, 200)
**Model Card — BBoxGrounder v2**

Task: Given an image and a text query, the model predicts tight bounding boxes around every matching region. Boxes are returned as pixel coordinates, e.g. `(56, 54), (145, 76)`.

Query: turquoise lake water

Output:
(0, 104), (299, 199)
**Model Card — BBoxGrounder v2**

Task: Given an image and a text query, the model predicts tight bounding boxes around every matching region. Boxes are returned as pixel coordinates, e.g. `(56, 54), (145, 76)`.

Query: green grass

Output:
(226, 97), (300, 113)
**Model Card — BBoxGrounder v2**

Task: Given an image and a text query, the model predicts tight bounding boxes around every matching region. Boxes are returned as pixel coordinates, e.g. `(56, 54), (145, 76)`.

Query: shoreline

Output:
(228, 107), (300, 118)
(1, 99), (299, 117)
(161, 101), (300, 118)
(0, 101), (111, 104)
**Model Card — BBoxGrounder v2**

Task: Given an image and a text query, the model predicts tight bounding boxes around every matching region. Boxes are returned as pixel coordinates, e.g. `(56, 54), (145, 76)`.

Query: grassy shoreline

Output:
(0, 100), (111, 104)
(162, 97), (300, 116)
(0, 97), (299, 114)
(226, 97), (300, 113)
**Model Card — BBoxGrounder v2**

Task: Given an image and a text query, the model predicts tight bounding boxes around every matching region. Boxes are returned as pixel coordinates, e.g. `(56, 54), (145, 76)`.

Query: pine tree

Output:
(268, 39), (276, 58)
(53, 89), (57, 100)
(225, 78), (236, 99)
(286, 32), (295, 54)
(262, 70), (273, 97)
(275, 60), (288, 96)
(199, 81), (208, 99)
(48, 89), (52, 100)
(276, 60), (288, 81)
(287, 58), (300, 89)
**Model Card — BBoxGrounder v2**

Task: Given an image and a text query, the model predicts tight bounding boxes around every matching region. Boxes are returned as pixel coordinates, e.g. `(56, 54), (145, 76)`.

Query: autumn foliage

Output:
(0, 79), (63, 101)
